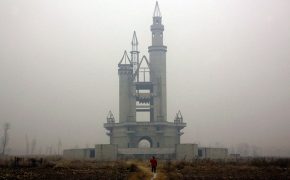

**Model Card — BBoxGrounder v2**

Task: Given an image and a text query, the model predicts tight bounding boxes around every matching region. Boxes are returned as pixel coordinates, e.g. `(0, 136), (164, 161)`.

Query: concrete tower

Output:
(118, 51), (136, 123)
(149, 1), (167, 122)
(104, 2), (186, 150)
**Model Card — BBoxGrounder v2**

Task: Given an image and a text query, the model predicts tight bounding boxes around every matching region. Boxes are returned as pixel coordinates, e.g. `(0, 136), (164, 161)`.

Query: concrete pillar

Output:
(118, 64), (136, 123)
(149, 15), (167, 122)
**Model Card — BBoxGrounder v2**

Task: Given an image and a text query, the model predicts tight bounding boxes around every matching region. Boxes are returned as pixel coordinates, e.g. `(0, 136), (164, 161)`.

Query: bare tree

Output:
(31, 138), (37, 155)
(1, 122), (10, 156)
(45, 146), (49, 155)
(38, 147), (42, 155)
(25, 134), (30, 155)
(49, 145), (52, 155)
(57, 139), (62, 155)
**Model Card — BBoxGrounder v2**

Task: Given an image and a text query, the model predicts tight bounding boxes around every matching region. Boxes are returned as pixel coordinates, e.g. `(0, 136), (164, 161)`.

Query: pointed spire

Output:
(174, 110), (183, 123)
(131, 31), (138, 46)
(153, 1), (161, 17)
(177, 110), (183, 120)
(107, 110), (115, 123)
(131, 31), (138, 52)
(118, 50), (132, 65)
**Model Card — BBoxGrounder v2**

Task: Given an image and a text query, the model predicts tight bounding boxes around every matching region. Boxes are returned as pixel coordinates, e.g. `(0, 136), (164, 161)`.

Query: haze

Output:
(0, 0), (289, 156)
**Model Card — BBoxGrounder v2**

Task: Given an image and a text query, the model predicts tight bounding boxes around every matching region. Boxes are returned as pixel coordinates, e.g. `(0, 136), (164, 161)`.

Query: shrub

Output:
(129, 163), (138, 172)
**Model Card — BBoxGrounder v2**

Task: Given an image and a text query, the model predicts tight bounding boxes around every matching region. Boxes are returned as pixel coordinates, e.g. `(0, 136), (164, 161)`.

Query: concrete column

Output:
(149, 46), (167, 122)
(118, 64), (136, 123)
(149, 15), (167, 122)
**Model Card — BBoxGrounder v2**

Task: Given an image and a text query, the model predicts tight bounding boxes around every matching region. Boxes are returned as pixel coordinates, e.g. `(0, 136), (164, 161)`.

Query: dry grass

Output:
(1, 157), (290, 179)
(163, 158), (290, 179)
(0, 157), (131, 179)
(126, 160), (152, 180)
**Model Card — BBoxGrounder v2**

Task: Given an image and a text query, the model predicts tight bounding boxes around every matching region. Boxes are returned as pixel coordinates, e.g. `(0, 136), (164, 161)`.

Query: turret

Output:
(149, 1), (167, 122)
(118, 51), (136, 122)
(151, 1), (164, 46)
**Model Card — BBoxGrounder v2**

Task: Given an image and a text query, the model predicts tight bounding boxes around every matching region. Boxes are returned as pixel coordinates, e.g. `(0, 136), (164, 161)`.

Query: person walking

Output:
(150, 156), (157, 173)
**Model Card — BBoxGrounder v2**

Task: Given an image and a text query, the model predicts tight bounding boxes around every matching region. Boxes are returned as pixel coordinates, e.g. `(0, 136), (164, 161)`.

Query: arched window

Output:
(138, 138), (152, 148)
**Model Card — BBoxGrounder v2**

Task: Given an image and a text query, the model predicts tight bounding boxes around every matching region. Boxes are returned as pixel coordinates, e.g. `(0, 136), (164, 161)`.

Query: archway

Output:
(138, 137), (152, 148)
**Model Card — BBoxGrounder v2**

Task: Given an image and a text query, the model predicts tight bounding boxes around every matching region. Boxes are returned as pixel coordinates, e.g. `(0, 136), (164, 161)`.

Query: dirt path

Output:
(127, 161), (166, 180)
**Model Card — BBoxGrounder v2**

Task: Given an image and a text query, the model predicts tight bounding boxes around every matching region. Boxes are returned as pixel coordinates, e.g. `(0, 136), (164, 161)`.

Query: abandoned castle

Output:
(64, 2), (228, 160)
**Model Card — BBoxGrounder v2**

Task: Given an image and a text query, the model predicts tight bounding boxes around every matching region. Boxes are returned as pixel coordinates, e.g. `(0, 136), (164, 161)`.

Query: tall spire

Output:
(131, 31), (138, 52)
(130, 31), (140, 81)
(131, 31), (138, 47)
(153, 1), (161, 17)
(150, 1), (164, 46)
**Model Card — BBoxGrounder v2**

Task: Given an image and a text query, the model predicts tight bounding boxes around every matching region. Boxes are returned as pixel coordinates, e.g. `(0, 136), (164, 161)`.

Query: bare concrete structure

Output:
(95, 144), (118, 161)
(63, 2), (228, 161)
(104, 2), (186, 149)
(176, 144), (199, 161)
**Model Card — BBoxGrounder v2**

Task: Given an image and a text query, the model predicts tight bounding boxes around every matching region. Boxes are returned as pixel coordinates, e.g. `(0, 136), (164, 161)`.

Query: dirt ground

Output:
(0, 159), (130, 180)
(0, 157), (290, 180)
(162, 159), (290, 180)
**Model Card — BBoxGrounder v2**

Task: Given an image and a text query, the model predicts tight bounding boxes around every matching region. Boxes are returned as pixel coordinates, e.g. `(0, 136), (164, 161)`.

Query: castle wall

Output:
(95, 144), (118, 161)
(108, 123), (182, 148)
(118, 147), (175, 160)
(63, 144), (228, 160)
(176, 144), (198, 161)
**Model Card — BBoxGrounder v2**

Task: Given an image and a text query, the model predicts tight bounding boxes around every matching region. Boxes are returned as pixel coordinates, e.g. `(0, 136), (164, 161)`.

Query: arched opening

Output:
(138, 137), (152, 148)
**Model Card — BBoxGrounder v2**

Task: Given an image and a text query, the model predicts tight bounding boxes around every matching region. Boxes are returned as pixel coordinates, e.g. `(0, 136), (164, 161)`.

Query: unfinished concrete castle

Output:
(64, 2), (228, 160)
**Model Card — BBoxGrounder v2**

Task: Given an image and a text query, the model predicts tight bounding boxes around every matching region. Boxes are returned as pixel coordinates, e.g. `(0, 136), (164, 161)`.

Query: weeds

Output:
(0, 157), (289, 179)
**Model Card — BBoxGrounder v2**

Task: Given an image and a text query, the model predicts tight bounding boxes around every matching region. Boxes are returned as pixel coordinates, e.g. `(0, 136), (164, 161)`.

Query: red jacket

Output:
(150, 158), (157, 167)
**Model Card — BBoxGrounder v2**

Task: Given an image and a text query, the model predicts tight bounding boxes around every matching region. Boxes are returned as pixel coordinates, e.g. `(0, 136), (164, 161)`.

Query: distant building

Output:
(104, 1), (186, 150)
(64, 2), (228, 160)
(229, 153), (241, 159)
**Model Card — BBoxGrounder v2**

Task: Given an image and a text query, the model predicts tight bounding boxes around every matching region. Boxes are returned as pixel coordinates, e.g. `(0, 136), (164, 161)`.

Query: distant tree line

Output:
(1, 122), (10, 156)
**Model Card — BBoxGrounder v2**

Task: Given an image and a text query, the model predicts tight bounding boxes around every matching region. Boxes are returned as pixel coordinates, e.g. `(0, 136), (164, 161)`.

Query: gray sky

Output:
(0, 0), (290, 156)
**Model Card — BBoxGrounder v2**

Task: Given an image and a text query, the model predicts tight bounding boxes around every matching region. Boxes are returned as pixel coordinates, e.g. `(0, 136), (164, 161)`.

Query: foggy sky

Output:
(0, 0), (290, 156)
